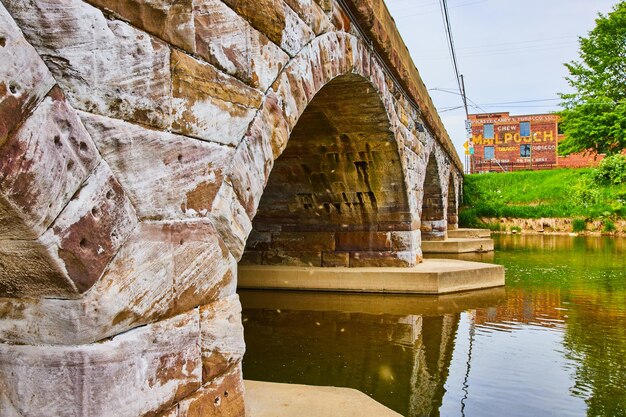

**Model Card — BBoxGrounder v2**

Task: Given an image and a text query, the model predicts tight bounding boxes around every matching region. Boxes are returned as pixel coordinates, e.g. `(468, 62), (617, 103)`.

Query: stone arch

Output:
(211, 31), (420, 266)
(420, 153), (446, 241)
(447, 173), (459, 230)
(242, 72), (415, 267)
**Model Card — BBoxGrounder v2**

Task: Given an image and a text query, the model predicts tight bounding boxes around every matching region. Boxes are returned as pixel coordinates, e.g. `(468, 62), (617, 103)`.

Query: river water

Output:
(240, 235), (626, 417)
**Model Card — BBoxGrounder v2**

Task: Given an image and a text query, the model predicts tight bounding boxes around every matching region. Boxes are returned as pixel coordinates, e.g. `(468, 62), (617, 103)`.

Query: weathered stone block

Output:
(221, 0), (285, 46)
(209, 181), (253, 260)
(271, 231), (336, 251)
(390, 230), (419, 251)
(85, 0), (195, 52)
(421, 219), (447, 241)
(193, 0), (289, 91)
(0, 310), (202, 417)
(40, 161), (138, 292)
(228, 133), (274, 218)
(284, 0), (332, 35)
(349, 251), (417, 267)
(177, 363), (245, 417)
(0, 239), (77, 298)
(169, 221), (238, 315)
(336, 231), (391, 252)
(264, 249), (321, 266)
(80, 111), (235, 221)
(0, 4), (55, 146)
(281, 4), (315, 56)
(200, 294), (245, 382)
(321, 251), (349, 267)
(247, 91), (290, 159)
(4, 0), (172, 129)
(0, 88), (99, 240)
(171, 49), (262, 147)
(0, 220), (236, 346)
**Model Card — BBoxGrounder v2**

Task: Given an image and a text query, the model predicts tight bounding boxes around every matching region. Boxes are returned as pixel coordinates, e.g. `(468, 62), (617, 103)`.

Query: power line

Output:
(438, 0), (469, 118)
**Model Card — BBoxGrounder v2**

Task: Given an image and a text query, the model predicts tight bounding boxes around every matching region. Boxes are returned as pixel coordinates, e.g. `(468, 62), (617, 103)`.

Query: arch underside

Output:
(447, 175), (458, 230)
(420, 155), (446, 241)
(242, 74), (417, 267)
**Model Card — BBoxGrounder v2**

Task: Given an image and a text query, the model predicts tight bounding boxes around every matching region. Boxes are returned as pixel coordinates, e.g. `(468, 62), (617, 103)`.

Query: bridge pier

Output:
(0, 0), (477, 415)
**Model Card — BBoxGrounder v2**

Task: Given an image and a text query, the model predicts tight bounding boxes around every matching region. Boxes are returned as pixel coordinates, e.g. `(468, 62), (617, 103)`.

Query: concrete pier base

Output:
(238, 259), (504, 294)
(244, 380), (402, 417)
(447, 228), (492, 238)
(421, 237), (494, 254)
(239, 286), (506, 316)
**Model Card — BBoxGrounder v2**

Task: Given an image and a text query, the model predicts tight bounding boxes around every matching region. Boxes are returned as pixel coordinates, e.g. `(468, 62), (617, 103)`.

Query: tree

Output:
(557, 2), (626, 156)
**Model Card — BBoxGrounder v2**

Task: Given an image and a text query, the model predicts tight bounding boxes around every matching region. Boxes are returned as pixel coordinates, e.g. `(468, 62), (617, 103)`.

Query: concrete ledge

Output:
(244, 380), (401, 417)
(238, 259), (504, 294)
(421, 238), (494, 254)
(447, 228), (491, 238)
(239, 286), (506, 316)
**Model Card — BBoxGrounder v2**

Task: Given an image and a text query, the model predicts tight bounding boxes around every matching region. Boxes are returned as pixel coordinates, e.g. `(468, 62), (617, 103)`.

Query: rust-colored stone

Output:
(193, 0), (289, 90)
(85, 0), (195, 52)
(171, 49), (262, 146)
(221, 0), (286, 46)
(200, 295), (245, 382)
(45, 162), (138, 293)
(336, 231), (391, 252)
(0, 4), (55, 146)
(80, 111), (235, 221)
(247, 91), (290, 159)
(4, 0), (173, 129)
(0, 88), (99, 240)
(0, 310), (202, 417)
(177, 364), (245, 417)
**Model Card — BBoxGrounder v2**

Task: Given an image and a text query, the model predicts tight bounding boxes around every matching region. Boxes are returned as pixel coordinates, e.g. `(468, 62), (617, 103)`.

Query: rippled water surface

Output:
(240, 235), (626, 417)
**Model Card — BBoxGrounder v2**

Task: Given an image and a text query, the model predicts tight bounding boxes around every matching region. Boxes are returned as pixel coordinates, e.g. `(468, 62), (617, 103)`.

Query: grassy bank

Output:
(460, 167), (626, 229)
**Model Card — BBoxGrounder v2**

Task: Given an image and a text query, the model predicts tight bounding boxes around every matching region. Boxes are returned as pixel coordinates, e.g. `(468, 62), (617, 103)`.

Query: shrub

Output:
(603, 219), (617, 233)
(572, 218), (587, 232)
(485, 222), (503, 232)
(510, 225), (522, 233)
(593, 154), (626, 185)
(572, 176), (603, 208)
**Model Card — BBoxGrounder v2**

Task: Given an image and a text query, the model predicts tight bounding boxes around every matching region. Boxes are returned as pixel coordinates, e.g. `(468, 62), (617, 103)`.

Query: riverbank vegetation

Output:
(460, 155), (626, 229)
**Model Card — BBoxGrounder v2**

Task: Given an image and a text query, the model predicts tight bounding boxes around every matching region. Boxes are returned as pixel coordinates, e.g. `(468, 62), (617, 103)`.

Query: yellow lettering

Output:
(544, 131), (554, 141)
(514, 133), (521, 143)
(533, 132), (542, 143)
(472, 135), (483, 145)
(504, 133), (513, 143)
(523, 135), (532, 143)
(495, 133), (503, 145)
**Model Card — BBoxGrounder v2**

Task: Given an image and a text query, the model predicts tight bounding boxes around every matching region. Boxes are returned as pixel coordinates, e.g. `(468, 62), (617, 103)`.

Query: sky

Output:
(384, 0), (618, 170)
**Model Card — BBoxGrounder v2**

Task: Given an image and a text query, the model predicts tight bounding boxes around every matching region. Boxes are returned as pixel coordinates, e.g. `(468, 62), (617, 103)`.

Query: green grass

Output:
(460, 168), (626, 226)
(572, 218), (587, 232)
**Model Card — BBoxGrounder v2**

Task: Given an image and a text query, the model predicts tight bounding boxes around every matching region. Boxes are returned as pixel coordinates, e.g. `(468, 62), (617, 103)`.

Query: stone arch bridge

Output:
(0, 0), (463, 415)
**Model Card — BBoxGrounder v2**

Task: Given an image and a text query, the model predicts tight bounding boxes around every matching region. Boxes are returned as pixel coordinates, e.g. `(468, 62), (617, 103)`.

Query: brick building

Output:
(468, 112), (602, 173)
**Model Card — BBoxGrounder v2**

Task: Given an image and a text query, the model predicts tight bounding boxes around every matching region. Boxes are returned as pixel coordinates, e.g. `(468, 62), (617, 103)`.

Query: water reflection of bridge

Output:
(240, 288), (505, 417)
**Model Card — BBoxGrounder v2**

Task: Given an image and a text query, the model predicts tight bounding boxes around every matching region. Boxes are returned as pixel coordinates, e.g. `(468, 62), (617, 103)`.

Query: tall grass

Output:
(460, 168), (626, 226)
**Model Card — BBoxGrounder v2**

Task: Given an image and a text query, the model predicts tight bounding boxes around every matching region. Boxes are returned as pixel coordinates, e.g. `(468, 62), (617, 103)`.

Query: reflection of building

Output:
(472, 288), (564, 330)
(469, 112), (602, 173)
